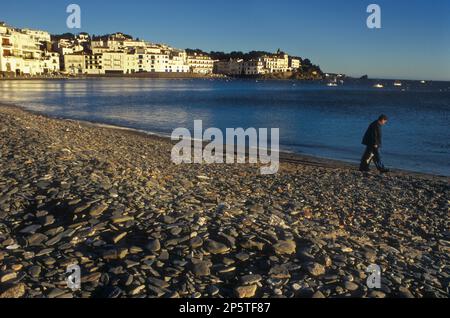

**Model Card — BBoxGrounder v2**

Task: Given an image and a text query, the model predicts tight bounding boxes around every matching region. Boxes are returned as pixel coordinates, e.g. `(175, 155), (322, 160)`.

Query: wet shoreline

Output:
(1, 103), (447, 181)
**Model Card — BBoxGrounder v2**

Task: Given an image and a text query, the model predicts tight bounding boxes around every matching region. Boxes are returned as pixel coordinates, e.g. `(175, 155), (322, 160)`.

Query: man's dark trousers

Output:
(360, 146), (385, 171)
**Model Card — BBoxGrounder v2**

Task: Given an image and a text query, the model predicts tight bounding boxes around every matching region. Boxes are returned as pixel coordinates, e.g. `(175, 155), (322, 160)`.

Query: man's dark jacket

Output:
(362, 120), (382, 147)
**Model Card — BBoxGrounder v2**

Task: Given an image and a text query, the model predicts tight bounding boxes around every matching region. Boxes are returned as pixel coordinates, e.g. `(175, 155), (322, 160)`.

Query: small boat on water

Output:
(420, 80), (426, 84)
(374, 83), (384, 88)
(394, 81), (402, 87)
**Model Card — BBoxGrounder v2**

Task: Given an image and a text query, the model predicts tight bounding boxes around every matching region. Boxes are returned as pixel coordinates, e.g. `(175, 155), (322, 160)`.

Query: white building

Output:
(124, 52), (138, 74)
(92, 33), (146, 52)
(0, 23), (56, 76)
(54, 38), (84, 55)
(64, 46), (190, 75)
(168, 50), (189, 73)
(135, 45), (170, 73)
(289, 57), (301, 70)
(147, 48), (170, 72)
(262, 53), (290, 73)
(41, 51), (60, 74)
(22, 28), (51, 43)
(0, 23), (14, 74)
(84, 53), (103, 74)
(102, 51), (126, 74)
(102, 51), (138, 74)
(54, 39), (84, 71)
(133, 46), (189, 73)
(64, 53), (85, 74)
(187, 53), (214, 74)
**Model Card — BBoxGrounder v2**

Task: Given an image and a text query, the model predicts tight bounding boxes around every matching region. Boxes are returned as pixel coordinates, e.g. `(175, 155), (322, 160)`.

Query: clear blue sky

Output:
(2, 0), (450, 81)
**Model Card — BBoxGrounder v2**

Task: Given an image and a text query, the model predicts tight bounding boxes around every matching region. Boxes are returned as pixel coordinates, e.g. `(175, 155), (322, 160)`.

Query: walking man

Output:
(360, 115), (390, 173)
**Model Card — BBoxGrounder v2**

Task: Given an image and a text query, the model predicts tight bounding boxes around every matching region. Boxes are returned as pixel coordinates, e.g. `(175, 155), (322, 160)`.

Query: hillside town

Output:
(0, 22), (322, 78)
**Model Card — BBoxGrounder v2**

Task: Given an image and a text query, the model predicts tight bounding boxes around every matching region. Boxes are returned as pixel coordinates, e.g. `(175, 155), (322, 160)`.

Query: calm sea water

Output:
(1, 78), (449, 176)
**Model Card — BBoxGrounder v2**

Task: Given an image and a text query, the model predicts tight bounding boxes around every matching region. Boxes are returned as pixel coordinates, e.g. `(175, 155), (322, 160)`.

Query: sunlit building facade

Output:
(0, 23), (56, 76)
(187, 53), (215, 74)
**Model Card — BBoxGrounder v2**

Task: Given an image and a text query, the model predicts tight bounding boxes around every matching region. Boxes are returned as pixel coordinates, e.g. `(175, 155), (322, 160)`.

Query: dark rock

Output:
(146, 239), (161, 252)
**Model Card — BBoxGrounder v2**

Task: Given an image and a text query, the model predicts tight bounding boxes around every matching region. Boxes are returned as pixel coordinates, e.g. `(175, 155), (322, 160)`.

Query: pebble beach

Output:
(0, 104), (448, 298)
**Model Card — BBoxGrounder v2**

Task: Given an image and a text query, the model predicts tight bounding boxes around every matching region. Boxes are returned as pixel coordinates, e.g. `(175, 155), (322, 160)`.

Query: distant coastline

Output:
(0, 71), (323, 81)
(2, 73), (449, 86)
(0, 72), (220, 81)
